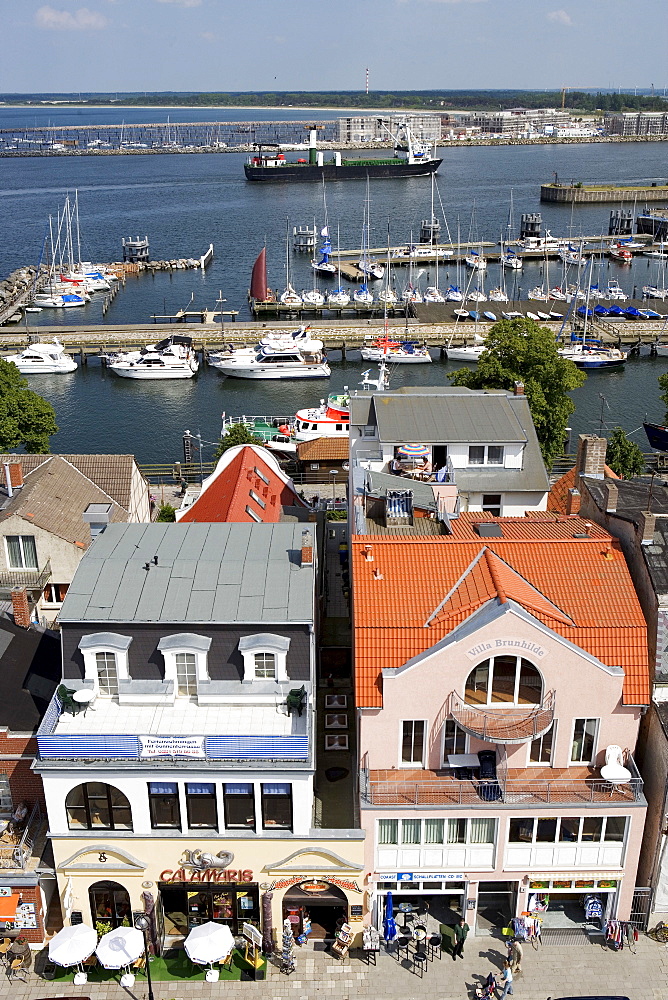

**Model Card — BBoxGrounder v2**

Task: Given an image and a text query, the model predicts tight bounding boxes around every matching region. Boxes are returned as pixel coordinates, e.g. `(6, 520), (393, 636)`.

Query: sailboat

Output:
(280, 220), (302, 306)
(357, 179), (385, 280)
(327, 226), (351, 306)
(311, 180), (337, 276)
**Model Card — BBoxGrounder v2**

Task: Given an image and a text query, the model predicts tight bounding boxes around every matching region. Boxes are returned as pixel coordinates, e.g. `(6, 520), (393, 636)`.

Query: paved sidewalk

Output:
(3, 934), (668, 1000)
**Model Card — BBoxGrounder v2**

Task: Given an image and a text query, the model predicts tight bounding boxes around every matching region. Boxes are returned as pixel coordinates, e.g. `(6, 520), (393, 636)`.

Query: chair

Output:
(0, 939), (11, 966)
(132, 955), (146, 975)
(57, 685), (78, 716)
(83, 955), (98, 970)
(428, 932), (442, 960)
(412, 946), (428, 978)
(286, 686), (306, 716)
(396, 935), (410, 962)
(7, 958), (27, 982)
(478, 750), (503, 802)
(600, 745), (632, 795)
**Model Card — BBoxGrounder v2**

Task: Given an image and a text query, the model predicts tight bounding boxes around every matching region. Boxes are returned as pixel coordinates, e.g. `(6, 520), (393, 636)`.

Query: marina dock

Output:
(541, 182), (668, 204)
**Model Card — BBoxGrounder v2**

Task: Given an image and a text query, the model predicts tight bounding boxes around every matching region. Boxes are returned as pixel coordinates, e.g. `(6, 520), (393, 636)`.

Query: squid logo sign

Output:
(180, 849), (235, 870)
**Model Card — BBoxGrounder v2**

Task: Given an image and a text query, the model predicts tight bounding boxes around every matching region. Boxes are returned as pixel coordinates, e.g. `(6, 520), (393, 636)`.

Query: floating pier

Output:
(541, 182), (668, 204)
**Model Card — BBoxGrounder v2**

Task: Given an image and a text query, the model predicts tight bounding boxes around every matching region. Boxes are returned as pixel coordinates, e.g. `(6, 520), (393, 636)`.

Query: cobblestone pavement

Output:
(3, 935), (667, 1000)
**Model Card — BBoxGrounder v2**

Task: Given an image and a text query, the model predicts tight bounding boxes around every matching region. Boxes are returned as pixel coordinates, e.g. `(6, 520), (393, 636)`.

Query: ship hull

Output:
(244, 160), (442, 182)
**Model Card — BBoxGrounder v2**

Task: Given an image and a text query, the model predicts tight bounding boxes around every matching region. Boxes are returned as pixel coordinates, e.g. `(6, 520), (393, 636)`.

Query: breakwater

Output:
(542, 182), (668, 204)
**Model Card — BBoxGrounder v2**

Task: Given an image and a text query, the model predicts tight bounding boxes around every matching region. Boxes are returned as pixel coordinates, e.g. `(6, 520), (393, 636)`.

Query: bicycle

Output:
(649, 921), (668, 943)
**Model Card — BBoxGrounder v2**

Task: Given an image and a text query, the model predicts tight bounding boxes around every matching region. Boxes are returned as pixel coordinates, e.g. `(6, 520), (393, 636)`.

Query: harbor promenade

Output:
(1, 931), (667, 1000)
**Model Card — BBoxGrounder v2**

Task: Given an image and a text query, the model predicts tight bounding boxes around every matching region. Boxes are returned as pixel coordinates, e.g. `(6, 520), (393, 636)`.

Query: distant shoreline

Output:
(0, 103), (435, 114)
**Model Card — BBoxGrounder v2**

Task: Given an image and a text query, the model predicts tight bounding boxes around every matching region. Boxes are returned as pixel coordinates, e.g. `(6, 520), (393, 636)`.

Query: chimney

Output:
(513, 381), (525, 396)
(363, 544), (374, 562)
(3, 462), (23, 497)
(604, 481), (618, 513)
(576, 433), (607, 484)
(301, 529), (313, 567)
(82, 502), (113, 538)
(566, 488), (580, 515)
(11, 587), (31, 629)
(639, 510), (656, 546)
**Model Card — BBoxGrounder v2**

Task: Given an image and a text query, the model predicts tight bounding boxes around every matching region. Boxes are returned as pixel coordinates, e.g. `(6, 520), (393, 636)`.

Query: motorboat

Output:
(643, 285), (667, 300)
(360, 337), (431, 363)
(488, 288), (509, 303)
(624, 307), (642, 319)
(353, 283), (374, 305)
(593, 305), (609, 317)
(211, 330), (329, 380)
(293, 393), (351, 440)
(108, 338), (199, 379)
(327, 287), (351, 307)
(607, 304), (624, 317)
(643, 244), (668, 259)
(639, 309), (662, 319)
(644, 419), (668, 446)
(4, 338), (77, 374)
(609, 243), (633, 263)
(606, 280), (627, 301)
(502, 311), (523, 320)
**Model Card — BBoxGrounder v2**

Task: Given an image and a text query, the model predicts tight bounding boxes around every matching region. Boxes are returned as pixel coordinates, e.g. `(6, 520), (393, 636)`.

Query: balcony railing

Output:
(0, 803), (42, 870)
(450, 690), (556, 744)
(360, 759), (645, 808)
(0, 560), (51, 594)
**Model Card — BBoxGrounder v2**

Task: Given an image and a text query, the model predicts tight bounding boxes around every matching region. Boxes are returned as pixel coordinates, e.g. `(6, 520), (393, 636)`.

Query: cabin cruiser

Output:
(108, 337), (199, 379)
(4, 338), (77, 374)
(209, 328), (329, 380)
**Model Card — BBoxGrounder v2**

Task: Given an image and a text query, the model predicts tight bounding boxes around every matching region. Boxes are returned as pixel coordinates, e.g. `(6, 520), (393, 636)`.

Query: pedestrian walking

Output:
(498, 960), (514, 998)
(452, 916), (469, 960)
(507, 938), (523, 973)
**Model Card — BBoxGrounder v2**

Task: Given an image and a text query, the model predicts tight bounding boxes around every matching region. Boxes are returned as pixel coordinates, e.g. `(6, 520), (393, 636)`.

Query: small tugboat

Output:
(4, 338), (77, 374)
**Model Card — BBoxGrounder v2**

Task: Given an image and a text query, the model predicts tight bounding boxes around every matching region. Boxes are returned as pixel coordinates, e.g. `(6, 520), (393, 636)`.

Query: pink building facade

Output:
(353, 529), (649, 936)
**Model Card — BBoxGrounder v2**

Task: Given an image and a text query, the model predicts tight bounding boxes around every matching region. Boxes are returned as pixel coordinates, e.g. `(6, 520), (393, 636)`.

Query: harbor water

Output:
(1, 108), (668, 464)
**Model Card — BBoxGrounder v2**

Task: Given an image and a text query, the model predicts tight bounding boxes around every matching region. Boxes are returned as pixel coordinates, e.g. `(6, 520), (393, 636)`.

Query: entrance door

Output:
(476, 882), (517, 936)
(89, 880), (131, 931)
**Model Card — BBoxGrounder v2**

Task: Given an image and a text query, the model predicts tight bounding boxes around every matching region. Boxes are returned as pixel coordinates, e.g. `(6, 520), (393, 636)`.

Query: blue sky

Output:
(2, 0), (667, 95)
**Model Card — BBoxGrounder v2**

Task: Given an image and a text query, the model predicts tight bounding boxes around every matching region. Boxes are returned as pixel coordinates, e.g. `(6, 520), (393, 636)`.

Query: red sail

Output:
(250, 247), (268, 301)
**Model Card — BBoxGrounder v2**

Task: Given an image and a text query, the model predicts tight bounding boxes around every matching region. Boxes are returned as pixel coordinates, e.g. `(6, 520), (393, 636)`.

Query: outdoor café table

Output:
(73, 689), (96, 714)
(397, 902), (417, 929)
(412, 925), (427, 944)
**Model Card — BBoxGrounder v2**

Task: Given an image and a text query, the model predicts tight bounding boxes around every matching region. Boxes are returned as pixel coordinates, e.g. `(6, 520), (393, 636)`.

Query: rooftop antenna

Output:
(598, 393), (610, 437)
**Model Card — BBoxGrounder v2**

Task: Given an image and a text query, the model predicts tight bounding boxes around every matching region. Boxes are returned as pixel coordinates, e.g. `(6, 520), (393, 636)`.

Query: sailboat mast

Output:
(74, 190), (82, 268)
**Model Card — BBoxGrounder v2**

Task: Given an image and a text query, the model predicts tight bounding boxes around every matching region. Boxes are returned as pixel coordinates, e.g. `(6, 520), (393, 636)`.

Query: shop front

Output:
(519, 875), (622, 930)
(371, 873), (468, 935)
(54, 836), (366, 954)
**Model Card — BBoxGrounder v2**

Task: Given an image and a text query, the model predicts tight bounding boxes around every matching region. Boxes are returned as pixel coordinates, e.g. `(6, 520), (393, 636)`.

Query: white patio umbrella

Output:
(48, 923), (97, 967)
(96, 926), (144, 970)
(185, 921), (235, 968)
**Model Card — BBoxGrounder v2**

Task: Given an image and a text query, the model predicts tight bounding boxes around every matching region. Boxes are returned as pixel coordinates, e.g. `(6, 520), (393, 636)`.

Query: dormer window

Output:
(238, 634), (290, 683)
(79, 633), (132, 694)
(158, 634), (212, 696)
(468, 445), (504, 466)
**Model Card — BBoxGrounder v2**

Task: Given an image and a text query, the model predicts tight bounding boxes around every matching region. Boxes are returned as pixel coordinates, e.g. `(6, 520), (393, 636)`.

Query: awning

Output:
(529, 872), (623, 880)
(0, 895), (20, 922)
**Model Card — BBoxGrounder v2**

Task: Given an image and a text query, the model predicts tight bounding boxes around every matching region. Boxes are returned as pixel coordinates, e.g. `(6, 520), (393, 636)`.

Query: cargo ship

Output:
(244, 124), (442, 182)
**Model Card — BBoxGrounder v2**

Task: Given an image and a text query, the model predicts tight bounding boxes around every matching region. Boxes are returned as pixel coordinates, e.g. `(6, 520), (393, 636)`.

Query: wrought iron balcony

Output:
(0, 803), (43, 871)
(450, 689), (555, 744)
(0, 560), (51, 594)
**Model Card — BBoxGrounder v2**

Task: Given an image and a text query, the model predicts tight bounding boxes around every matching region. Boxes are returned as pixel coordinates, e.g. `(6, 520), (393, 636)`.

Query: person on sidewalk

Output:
(507, 938), (523, 973)
(498, 960), (514, 998)
(452, 916), (469, 960)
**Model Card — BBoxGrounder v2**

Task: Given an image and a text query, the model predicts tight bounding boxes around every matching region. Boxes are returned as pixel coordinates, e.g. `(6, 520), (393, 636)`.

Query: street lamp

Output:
(330, 469), (338, 508)
(134, 914), (155, 1000)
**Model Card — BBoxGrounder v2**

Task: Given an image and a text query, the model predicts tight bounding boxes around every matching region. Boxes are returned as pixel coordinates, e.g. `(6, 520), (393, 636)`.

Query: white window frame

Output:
(570, 717), (600, 765)
(399, 719), (427, 768)
(238, 633), (290, 684)
(5, 534), (38, 570)
(465, 655), (544, 708)
(79, 633), (132, 694)
(528, 722), (557, 766)
(158, 634), (212, 694)
(468, 445), (505, 467)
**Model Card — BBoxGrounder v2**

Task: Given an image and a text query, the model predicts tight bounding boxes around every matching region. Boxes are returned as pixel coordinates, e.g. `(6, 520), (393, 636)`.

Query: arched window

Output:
(66, 783), (132, 830)
(464, 656), (542, 707)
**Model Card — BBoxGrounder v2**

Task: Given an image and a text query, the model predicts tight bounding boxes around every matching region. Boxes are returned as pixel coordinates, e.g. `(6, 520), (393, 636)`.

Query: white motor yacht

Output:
(108, 339), (199, 379)
(4, 338), (78, 374)
(210, 334), (330, 380)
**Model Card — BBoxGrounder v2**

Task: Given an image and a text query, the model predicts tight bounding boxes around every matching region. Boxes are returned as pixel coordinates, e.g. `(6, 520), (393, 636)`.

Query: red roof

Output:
(352, 517), (649, 709)
(179, 446), (303, 524)
(548, 465), (618, 514)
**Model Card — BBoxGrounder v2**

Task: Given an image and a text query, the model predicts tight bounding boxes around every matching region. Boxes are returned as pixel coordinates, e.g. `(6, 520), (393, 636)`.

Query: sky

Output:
(2, 0), (667, 96)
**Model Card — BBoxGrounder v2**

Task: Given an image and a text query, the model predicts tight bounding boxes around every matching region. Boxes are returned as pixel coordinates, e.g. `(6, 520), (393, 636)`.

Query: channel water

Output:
(1, 107), (667, 463)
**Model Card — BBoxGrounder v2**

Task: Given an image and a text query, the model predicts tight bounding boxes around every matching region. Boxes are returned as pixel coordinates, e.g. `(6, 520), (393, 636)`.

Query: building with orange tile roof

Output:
(352, 511), (649, 931)
(175, 445), (306, 524)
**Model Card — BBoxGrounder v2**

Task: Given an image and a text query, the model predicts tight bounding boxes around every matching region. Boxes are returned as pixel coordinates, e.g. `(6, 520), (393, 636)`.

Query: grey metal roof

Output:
(59, 523), (315, 625)
(453, 457), (549, 494)
(351, 388), (530, 444)
(363, 469), (440, 511)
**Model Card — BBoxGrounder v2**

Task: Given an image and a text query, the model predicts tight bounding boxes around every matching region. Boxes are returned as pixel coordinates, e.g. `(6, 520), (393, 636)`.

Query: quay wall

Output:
(542, 183), (668, 204)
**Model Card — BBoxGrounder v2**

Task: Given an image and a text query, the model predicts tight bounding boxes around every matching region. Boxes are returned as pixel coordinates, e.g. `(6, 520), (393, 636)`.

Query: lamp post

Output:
(330, 469), (337, 508)
(134, 914), (154, 1000)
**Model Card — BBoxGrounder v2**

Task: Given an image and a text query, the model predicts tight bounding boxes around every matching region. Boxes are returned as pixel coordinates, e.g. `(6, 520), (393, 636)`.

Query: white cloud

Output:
(34, 5), (109, 29)
(547, 9), (573, 25)
(155, 0), (202, 7)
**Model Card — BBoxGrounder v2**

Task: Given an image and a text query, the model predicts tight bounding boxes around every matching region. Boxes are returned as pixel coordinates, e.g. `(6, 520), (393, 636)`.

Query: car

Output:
(549, 996), (631, 1000)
